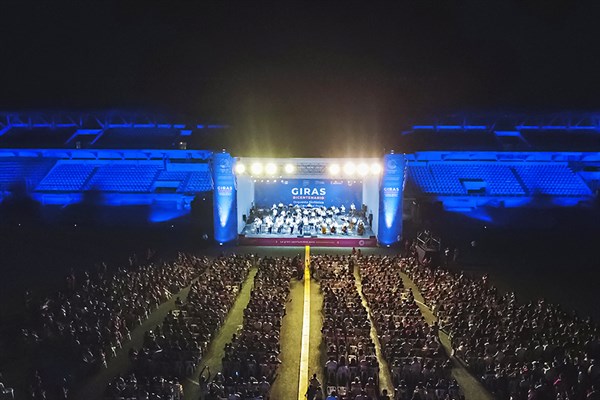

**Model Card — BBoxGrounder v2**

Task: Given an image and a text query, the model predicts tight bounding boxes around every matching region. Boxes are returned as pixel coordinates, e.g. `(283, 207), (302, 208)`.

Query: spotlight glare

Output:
(343, 162), (356, 176)
(250, 162), (263, 175)
(234, 163), (246, 174)
(370, 163), (382, 175)
(329, 163), (341, 176)
(265, 163), (277, 175)
(357, 163), (369, 176)
(284, 163), (295, 174)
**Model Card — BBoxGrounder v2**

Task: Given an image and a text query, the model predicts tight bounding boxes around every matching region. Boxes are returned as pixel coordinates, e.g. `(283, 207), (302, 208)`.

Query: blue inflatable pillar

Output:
(212, 151), (238, 244)
(378, 152), (406, 246)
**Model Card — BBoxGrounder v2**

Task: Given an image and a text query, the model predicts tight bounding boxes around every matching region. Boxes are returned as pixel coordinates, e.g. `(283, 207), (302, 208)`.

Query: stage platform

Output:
(239, 220), (377, 247)
(238, 234), (378, 247)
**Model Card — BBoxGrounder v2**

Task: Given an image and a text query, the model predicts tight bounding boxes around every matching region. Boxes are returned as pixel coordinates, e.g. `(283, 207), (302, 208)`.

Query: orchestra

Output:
(247, 203), (369, 237)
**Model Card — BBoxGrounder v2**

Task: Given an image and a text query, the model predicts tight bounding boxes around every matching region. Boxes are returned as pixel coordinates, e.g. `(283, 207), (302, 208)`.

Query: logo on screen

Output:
(291, 187), (326, 196)
(217, 185), (233, 195)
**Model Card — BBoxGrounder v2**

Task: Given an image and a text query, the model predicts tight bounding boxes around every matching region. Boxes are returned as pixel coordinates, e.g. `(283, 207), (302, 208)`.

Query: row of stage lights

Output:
(234, 161), (382, 177)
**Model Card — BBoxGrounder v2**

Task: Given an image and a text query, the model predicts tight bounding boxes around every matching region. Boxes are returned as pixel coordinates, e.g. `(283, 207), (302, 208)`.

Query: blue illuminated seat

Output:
(513, 163), (592, 196)
(184, 171), (213, 192)
(85, 164), (160, 192)
(0, 158), (56, 190)
(36, 163), (96, 191)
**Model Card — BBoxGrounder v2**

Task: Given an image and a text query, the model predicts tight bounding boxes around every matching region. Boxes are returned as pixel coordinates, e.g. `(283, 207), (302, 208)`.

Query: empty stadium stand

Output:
(406, 160), (591, 198)
(0, 112), (596, 224)
(428, 162), (525, 196)
(36, 163), (96, 192)
(0, 158), (56, 191)
(184, 170), (213, 193)
(405, 163), (438, 194)
(84, 164), (162, 192)
(512, 163), (591, 196)
(30, 161), (214, 194)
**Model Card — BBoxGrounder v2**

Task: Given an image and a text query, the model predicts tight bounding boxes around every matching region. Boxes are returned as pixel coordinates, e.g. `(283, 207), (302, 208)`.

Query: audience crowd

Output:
(23, 253), (209, 399)
(401, 251), (600, 400)
(106, 254), (253, 400)
(360, 255), (461, 400)
(212, 256), (295, 399)
(313, 254), (380, 400)
(31, 254), (208, 370)
(11, 235), (600, 400)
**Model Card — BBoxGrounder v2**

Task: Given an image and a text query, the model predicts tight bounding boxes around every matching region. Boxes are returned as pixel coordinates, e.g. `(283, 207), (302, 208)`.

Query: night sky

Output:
(1, 1), (599, 156)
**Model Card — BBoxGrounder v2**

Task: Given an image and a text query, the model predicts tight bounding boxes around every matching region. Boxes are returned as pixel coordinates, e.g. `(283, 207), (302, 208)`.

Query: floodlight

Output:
(284, 163), (295, 174)
(343, 162), (356, 175)
(370, 163), (382, 175)
(329, 163), (341, 176)
(250, 162), (263, 175)
(357, 163), (369, 176)
(234, 163), (246, 174)
(265, 163), (277, 175)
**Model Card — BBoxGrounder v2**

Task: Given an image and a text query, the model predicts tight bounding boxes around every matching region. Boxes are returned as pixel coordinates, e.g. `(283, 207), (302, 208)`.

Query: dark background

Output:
(1, 1), (599, 156)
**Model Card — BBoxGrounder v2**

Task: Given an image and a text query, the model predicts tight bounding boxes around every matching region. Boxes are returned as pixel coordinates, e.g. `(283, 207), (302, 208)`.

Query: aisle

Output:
(399, 271), (494, 400)
(183, 267), (258, 400)
(354, 266), (395, 396)
(308, 278), (325, 397)
(269, 279), (304, 399)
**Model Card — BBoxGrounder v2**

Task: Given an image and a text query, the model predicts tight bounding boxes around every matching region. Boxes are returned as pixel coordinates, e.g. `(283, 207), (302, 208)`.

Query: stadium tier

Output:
(0, 111), (599, 245)
(31, 160), (214, 194)
(184, 170), (214, 192)
(512, 163), (592, 196)
(405, 161), (591, 197)
(4, 156), (591, 199)
(36, 163), (96, 191)
(84, 164), (162, 192)
(0, 158), (56, 191)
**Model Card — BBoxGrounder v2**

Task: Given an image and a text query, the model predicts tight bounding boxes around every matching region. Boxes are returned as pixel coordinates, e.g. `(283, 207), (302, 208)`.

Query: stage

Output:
(238, 205), (377, 247)
(225, 156), (405, 247)
(238, 234), (378, 247)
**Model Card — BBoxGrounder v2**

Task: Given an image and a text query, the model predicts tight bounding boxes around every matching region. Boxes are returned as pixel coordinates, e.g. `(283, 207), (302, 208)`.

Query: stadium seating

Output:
(407, 162), (525, 196)
(154, 170), (191, 192)
(406, 164), (439, 194)
(407, 161), (590, 197)
(85, 164), (161, 192)
(429, 162), (525, 196)
(183, 171), (213, 192)
(36, 163), (96, 191)
(28, 162), (215, 194)
(513, 163), (592, 196)
(0, 158), (56, 191)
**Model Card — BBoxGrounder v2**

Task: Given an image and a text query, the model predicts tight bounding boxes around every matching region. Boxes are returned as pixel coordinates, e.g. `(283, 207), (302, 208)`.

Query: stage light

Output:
(234, 163), (246, 174)
(265, 163), (277, 175)
(357, 163), (369, 176)
(370, 163), (382, 175)
(343, 162), (356, 175)
(250, 162), (263, 175)
(284, 163), (295, 174)
(329, 163), (341, 176)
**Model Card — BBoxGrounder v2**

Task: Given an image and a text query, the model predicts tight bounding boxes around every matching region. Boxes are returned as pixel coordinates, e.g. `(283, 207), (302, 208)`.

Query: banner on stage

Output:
(254, 179), (362, 208)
